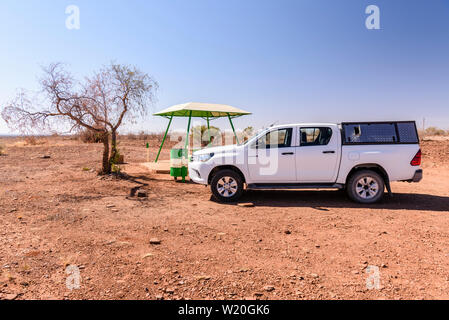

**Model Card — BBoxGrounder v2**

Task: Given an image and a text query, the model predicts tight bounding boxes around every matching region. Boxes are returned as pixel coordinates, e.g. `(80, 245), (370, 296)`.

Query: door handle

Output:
(323, 151), (335, 154)
(282, 152), (294, 156)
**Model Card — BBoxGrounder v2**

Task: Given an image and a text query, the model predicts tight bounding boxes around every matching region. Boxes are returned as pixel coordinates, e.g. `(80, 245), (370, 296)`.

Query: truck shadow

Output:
(234, 190), (449, 212)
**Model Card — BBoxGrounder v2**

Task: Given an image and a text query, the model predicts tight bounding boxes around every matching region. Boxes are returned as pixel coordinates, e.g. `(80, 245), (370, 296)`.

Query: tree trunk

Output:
(101, 132), (111, 174)
(110, 129), (117, 164)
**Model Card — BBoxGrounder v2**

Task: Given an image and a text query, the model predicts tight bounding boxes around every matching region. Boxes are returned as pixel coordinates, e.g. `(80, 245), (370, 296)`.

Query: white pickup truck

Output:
(189, 121), (423, 204)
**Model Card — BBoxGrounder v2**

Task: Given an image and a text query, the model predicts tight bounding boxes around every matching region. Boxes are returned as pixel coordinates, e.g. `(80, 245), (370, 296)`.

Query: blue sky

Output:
(1, 0), (448, 134)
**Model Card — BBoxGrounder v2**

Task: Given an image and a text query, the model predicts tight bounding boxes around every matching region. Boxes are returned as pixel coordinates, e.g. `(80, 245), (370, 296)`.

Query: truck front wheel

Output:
(210, 170), (244, 203)
(347, 170), (385, 204)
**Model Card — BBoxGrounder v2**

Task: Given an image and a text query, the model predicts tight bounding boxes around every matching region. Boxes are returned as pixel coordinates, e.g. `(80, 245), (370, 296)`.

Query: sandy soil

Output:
(0, 136), (448, 300)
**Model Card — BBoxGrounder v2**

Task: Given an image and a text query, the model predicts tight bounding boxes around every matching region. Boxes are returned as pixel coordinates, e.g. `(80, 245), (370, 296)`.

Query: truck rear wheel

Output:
(347, 170), (385, 204)
(210, 170), (244, 203)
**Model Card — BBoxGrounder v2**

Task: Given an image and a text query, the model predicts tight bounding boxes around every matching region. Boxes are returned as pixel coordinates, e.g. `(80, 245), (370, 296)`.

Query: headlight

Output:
(193, 153), (214, 162)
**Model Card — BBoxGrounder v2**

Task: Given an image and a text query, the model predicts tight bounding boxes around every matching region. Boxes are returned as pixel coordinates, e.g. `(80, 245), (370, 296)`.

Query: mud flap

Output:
(385, 179), (392, 197)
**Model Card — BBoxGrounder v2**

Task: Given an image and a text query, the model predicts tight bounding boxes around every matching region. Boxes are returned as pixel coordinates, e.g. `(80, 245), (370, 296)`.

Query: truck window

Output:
(342, 122), (419, 144)
(300, 127), (333, 146)
(396, 122), (419, 143)
(343, 123), (397, 144)
(255, 128), (293, 149)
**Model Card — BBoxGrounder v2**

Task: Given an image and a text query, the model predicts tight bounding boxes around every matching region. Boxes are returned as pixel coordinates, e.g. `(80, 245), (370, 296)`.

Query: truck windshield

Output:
(241, 128), (266, 145)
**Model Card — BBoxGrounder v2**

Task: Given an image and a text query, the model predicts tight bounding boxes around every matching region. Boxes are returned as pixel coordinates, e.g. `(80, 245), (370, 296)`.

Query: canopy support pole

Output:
(206, 115), (211, 143)
(227, 113), (240, 144)
(155, 115), (173, 163)
(185, 111), (192, 150)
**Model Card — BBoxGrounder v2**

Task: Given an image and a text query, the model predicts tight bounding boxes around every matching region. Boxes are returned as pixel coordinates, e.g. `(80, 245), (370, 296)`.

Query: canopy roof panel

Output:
(153, 102), (251, 118)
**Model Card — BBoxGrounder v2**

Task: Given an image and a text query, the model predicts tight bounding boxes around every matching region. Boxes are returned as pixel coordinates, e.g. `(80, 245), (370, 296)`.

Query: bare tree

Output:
(1, 63), (157, 174)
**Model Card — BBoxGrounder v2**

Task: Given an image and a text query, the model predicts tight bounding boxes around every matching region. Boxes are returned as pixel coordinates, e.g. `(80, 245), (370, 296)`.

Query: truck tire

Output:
(210, 169), (244, 203)
(347, 170), (385, 204)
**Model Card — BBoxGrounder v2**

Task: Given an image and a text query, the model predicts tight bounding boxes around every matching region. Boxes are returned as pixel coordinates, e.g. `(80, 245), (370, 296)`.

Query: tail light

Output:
(411, 149), (422, 166)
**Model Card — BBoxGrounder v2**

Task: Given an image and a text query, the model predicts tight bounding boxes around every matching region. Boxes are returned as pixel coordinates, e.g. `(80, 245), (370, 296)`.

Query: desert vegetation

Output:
(419, 127), (449, 138)
(1, 62), (158, 174)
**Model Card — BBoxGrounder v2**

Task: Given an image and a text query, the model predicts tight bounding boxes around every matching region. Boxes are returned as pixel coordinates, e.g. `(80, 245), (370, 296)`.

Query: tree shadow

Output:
(118, 173), (149, 197)
(221, 190), (449, 212)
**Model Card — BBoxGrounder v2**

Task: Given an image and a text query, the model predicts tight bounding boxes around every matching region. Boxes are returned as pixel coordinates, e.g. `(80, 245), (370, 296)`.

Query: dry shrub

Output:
(125, 133), (138, 140)
(79, 130), (102, 143)
(122, 131), (151, 141)
(0, 144), (4, 155)
(25, 136), (37, 145)
(138, 131), (150, 141)
(148, 133), (163, 143)
(24, 136), (47, 146)
(424, 127), (449, 137)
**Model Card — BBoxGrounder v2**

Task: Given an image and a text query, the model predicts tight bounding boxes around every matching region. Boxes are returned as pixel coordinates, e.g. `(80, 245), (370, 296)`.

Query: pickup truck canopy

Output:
(341, 121), (419, 144)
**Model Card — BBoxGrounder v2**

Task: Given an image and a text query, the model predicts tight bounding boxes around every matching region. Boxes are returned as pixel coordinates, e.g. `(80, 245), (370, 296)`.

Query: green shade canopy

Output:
(153, 102), (251, 163)
(153, 102), (252, 119)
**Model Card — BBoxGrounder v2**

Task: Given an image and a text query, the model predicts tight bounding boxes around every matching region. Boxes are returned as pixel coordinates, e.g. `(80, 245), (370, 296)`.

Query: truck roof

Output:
(269, 121), (417, 130)
(270, 123), (338, 129)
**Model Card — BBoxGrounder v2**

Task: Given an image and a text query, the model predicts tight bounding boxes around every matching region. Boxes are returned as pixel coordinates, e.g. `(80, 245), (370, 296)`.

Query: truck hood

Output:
(193, 145), (238, 155)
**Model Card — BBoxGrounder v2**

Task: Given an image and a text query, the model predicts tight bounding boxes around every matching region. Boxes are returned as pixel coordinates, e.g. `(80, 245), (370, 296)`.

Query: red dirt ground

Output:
(0, 136), (448, 300)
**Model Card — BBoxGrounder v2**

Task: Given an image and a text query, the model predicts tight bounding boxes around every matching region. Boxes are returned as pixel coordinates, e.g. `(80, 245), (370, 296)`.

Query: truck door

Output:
(296, 126), (340, 183)
(247, 127), (297, 182)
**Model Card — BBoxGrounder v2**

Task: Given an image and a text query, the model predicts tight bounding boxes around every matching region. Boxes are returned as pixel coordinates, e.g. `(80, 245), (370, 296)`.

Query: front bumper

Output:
(188, 161), (211, 185)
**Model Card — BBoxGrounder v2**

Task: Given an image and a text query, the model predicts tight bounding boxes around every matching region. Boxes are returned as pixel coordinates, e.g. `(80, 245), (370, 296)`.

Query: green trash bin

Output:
(170, 148), (188, 182)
